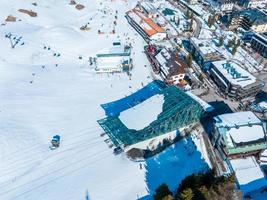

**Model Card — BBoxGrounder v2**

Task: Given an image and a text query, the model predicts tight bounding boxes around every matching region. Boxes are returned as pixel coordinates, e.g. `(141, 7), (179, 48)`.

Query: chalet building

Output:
(144, 45), (188, 87)
(125, 8), (166, 42)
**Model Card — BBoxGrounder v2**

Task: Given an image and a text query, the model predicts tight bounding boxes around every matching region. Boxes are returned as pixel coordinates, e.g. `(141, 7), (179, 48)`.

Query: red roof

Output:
(128, 9), (165, 37)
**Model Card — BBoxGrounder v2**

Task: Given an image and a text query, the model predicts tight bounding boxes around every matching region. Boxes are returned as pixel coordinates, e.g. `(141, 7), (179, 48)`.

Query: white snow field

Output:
(119, 94), (164, 130)
(0, 0), (208, 199)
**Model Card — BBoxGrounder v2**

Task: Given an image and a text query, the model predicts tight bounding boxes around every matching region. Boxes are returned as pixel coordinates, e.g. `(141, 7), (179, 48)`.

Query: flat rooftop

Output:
(119, 94), (164, 130)
(214, 111), (265, 147)
(95, 43), (131, 71)
(140, 1), (157, 14)
(95, 56), (129, 70)
(230, 156), (267, 194)
(212, 60), (256, 88)
(191, 38), (217, 55)
(191, 38), (224, 61)
(215, 111), (261, 127)
(259, 100), (267, 110)
(96, 43), (131, 57)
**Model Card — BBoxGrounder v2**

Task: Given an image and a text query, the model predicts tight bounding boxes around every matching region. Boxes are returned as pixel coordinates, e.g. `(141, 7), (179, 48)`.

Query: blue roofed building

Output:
(98, 80), (207, 153)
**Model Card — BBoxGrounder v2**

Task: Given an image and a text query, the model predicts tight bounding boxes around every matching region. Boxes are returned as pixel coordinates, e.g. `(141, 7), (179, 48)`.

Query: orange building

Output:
(126, 8), (166, 41)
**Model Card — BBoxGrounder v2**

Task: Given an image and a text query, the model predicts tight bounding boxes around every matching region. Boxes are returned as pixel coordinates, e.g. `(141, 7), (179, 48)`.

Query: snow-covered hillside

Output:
(0, 0), (208, 199)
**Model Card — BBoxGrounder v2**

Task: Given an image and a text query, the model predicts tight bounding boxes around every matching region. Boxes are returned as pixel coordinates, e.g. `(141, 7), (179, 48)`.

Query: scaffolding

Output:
(98, 81), (204, 147)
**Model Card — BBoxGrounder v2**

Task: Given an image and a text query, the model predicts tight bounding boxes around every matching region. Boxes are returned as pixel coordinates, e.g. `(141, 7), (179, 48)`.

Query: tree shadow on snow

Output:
(139, 137), (209, 199)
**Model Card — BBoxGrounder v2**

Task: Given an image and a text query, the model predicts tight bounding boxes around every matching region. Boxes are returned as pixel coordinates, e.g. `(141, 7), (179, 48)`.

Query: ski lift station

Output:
(94, 42), (132, 73)
(98, 80), (209, 154)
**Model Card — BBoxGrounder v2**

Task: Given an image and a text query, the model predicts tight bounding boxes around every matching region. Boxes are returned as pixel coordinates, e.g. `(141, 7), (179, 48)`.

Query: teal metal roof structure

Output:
(162, 8), (175, 16)
(98, 81), (204, 147)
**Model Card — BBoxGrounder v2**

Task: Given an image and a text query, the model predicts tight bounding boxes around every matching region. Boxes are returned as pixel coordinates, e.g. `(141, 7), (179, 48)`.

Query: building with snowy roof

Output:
(245, 0), (267, 9)
(98, 80), (206, 153)
(250, 100), (267, 113)
(230, 156), (267, 195)
(258, 100), (267, 112)
(189, 38), (225, 70)
(220, 0), (235, 13)
(259, 150), (267, 183)
(212, 111), (267, 157)
(209, 60), (264, 100)
(250, 32), (267, 59)
(139, 1), (158, 18)
(259, 149), (267, 163)
(94, 42), (132, 73)
(144, 45), (188, 87)
(229, 8), (267, 33)
(125, 8), (166, 41)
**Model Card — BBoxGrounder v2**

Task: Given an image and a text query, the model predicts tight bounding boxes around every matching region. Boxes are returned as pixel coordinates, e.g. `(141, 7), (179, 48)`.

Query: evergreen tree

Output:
(175, 171), (238, 200)
(176, 17), (180, 26)
(207, 15), (212, 27)
(180, 188), (194, 200)
(154, 184), (172, 200)
(198, 74), (204, 82)
(186, 53), (193, 68)
(232, 37), (236, 46)
(186, 9), (191, 19)
(189, 12), (193, 20)
(189, 17), (193, 32)
(227, 37), (236, 48)
(207, 15), (214, 27)
(198, 186), (209, 199)
(219, 36), (224, 46)
(236, 39), (241, 47)
(162, 194), (174, 200)
(232, 45), (237, 55)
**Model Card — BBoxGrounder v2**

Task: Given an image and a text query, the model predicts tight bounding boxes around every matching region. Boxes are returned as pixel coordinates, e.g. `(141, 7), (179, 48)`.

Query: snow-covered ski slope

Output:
(0, 0), (208, 199)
